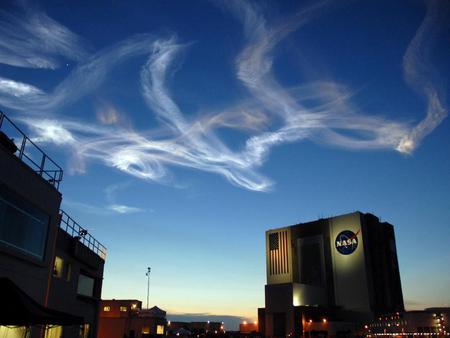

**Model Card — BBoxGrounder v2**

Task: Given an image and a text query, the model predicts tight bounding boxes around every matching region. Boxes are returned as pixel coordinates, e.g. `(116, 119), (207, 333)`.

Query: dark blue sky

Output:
(0, 0), (449, 329)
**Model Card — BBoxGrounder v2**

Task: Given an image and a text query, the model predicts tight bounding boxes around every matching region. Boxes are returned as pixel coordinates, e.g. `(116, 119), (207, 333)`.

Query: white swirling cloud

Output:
(0, 1), (448, 192)
(0, 77), (45, 97)
(0, 4), (88, 69)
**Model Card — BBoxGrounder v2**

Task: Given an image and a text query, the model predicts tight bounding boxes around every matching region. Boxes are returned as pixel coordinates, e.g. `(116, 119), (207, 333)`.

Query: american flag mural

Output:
(268, 230), (289, 275)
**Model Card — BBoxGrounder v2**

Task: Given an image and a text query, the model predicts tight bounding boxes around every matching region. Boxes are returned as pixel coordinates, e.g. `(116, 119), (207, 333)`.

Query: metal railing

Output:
(0, 111), (63, 190)
(59, 210), (107, 260)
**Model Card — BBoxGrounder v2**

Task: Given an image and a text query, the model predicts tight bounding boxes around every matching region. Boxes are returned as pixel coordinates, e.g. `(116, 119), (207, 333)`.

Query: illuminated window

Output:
(53, 256), (64, 278)
(0, 326), (30, 338)
(103, 306), (111, 312)
(142, 327), (150, 334)
(120, 306), (127, 312)
(157, 325), (164, 335)
(45, 325), (62, 338)
(80, 324), (89, 338)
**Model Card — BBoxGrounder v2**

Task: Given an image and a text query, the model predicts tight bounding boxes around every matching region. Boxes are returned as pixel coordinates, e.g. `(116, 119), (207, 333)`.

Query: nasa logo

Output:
(335, 230), (359, 255)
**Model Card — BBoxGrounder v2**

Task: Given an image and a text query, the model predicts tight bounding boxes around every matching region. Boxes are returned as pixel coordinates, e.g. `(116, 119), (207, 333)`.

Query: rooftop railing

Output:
(59, 210), (107, 260)
(0, 111), (63, 190)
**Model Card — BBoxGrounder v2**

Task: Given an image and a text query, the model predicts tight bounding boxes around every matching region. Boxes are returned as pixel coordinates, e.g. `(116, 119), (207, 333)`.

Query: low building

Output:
(0, 111), (106, 338)
(98, 299), (167, 338)
(365, 308), (450, 337)
(167, 321), (225, 336)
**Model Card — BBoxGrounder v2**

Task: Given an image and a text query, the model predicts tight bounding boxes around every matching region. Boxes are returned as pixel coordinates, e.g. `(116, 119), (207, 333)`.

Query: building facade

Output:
(98, 300), (167, 338)
(259, 212), (404, 338)
(47, 211), (106, 338)
(0, 111), (106, 338)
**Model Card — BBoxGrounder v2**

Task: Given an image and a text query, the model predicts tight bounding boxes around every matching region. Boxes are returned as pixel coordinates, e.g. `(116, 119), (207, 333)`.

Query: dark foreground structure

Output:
(258, 211), (404, 338)
(0, 111), (106, 338)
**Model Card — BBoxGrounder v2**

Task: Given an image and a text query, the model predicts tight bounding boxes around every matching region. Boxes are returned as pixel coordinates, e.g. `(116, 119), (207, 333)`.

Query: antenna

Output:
(146, 267), (151, 309)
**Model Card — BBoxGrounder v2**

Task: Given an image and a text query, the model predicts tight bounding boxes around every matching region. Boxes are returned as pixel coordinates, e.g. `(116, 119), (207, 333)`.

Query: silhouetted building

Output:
(0, 111), (106, 338)
(167, 321), (225, 336)
(98, 300), (167, 338)
(258, 211), (404, 338)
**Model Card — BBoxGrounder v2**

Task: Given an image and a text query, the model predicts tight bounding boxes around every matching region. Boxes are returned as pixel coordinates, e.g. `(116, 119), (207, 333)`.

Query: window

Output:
(80, 324), (89, 338)
(142, 327), (150, 334)
(103, 306), (111, 312)
(0, 185), (49, 259)
(44, 325), (62, 338)
(0, 326), (30, 338)
(53, 256), (63, 278)
(156, 325), (164, 335)
(77, 273), (95, 297)
(120, 306), (127, 312)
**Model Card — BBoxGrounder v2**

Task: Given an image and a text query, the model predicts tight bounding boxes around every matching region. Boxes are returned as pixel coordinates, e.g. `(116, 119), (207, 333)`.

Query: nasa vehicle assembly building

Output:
(258, 211), (404, 338)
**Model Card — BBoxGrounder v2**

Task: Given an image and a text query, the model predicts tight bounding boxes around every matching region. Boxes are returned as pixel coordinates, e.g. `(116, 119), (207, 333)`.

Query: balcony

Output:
(0, 111), (63, 190)
(59, 210), (107, 260)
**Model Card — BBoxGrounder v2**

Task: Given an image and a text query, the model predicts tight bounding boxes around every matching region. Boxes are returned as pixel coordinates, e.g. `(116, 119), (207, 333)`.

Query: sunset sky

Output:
(0, 0), (449, 329)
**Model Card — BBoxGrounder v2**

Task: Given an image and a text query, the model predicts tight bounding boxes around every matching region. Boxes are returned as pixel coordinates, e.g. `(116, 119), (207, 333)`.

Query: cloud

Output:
(0, 33), (160, 114)
(0, 4), (88, 69)
(62, 199), (147, 215)
(396, 0), (449, 153)
(1, 1), (447, 192)
(0, 77), (45, 97)
(107, 204), (146, 214)
(26, 119), (77, 145)
(229, 0), (447, 158)
(62, 199), (110, 216)
(96, 103), (121, 125)
(103, 182), (149, 214)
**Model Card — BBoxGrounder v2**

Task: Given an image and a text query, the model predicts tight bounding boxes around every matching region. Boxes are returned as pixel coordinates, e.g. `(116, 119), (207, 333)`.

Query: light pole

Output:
(146, 267), (151, 309)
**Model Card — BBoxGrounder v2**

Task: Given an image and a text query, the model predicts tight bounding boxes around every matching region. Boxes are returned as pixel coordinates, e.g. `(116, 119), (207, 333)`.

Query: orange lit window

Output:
(103, 306), (111, 312)
(120, 306), (127, 312)
(156, 325), (164, 335)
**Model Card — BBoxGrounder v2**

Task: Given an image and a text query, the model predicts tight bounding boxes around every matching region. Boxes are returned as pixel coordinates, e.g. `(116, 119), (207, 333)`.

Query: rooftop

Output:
(59, 210), (107, 260)
(0, 111), (63, 190)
